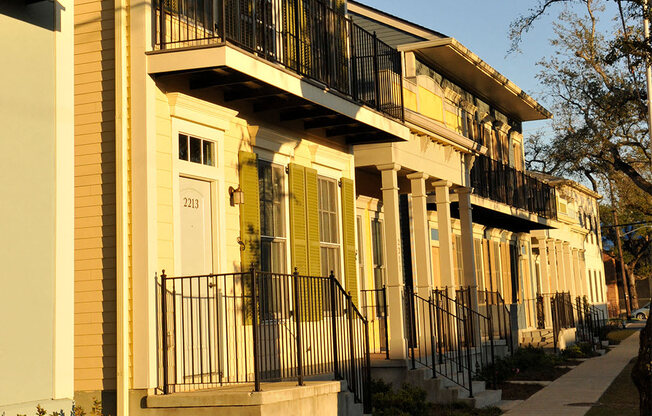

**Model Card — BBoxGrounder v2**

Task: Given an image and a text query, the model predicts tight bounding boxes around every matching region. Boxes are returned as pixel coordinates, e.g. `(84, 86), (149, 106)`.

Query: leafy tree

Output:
(518, 0), (651, 197)
(512, 2), (652, 412)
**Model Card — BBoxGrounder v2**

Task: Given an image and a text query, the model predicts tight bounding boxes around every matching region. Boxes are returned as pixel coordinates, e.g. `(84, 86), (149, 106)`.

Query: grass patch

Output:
(606, 329), (637, 345)
(430, 403), (502, 416)
(498, 382), (544, 400)
(585, 359), (638, 416)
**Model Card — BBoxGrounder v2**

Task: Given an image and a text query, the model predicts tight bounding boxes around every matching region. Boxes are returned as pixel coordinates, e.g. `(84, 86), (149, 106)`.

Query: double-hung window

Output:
(258, 161), (286, 274)
(318, 177), (340, 278)
(258, 161), (287, 320)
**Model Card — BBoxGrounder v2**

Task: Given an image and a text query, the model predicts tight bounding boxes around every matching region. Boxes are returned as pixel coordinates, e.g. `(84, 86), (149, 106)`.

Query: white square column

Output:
(434, 181), (456, 296)
(547, 239), (560, 293)
(407, 172), (432, 297)
(377, 163), (407, 359)
(455, 187), (479, 311)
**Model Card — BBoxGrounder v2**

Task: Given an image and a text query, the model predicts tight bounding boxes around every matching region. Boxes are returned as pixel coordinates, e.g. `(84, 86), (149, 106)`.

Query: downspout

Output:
(115, 0), (130, 414)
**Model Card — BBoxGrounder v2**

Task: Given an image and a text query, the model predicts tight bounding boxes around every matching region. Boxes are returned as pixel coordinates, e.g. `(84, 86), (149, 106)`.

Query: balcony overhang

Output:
(147, 44), (410, 144)
(398, 38), (552, 122)
(429, 194), (556, 233)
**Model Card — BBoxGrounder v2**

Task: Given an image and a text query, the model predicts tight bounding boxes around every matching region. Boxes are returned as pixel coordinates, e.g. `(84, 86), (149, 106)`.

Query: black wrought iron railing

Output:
(154, 0), (404, 121)
(478, 289), (513, 353)
(549, 291), (574, 352)
(470, 154), (557, 219)
(406, 289), (475, 395)
(572, 296), (606, 347)
(360, 287), (389, 359)
(157, 269), (371, 412)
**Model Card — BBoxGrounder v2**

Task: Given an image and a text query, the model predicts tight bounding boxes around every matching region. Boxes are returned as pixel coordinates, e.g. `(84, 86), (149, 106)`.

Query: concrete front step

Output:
(458, 389), (503, 408)
(404, 367), (501, 408)
(141, 380), (362, 416)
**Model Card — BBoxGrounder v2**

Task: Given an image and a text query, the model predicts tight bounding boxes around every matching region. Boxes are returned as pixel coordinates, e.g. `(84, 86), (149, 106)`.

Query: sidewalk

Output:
(504, 328), (641, 416)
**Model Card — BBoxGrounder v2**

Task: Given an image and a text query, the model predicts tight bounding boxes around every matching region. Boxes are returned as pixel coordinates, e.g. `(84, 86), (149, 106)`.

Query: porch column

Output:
(562, 242), (575, 296)
(536, 238), (553, 328)
(572, 248), (585, 298)
(578, 250), (588, 299)
(434, 180), (456, 298)
(456, 187), (479, 311)
(547, 239), (559, 293)
(407, 172), (432, 297)
(377, 163), (407, 359)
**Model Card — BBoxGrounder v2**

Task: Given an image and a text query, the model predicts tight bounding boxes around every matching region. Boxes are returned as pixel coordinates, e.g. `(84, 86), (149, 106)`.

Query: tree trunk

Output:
(632, 318), (652, 416)
(626, 266), (640, 310)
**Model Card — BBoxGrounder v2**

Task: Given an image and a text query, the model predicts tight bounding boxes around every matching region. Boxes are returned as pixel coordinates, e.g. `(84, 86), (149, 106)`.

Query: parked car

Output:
(631, 303), (650, 320)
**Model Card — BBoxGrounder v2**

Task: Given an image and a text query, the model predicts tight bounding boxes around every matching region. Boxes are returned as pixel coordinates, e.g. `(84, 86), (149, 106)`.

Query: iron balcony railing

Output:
(157, 268), (371, 413)
(154, 0), (404, 121)
(470, 154), (557, 220)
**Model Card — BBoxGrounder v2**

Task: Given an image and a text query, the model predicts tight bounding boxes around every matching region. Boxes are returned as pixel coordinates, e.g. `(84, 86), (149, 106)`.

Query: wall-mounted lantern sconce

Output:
(229, 186), (244, 206)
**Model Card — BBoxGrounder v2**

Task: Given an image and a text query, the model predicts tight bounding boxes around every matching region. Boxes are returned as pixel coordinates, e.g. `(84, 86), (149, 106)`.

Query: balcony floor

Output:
(148, 44), (409, 144)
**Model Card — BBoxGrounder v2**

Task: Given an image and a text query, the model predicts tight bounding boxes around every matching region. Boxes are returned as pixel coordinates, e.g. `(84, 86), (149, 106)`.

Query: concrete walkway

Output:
(504, 328), (641, 416)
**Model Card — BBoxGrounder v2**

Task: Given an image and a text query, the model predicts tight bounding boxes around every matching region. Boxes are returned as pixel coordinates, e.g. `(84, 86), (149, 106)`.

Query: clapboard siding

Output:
(74, 0), (117, 392)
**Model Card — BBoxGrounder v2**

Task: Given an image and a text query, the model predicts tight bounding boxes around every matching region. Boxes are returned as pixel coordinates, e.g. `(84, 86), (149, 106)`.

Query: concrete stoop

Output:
(140, 380), (362, 416)
(403, 366), (502, 409)
(520, 329), (555, 348)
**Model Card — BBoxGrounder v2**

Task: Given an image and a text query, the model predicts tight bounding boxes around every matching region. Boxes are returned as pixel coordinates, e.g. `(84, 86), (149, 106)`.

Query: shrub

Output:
(371, 380), (429, 416)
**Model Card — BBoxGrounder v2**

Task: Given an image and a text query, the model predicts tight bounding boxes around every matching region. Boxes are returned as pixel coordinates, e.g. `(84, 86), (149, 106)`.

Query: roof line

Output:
(347, 0), (447, 40)
(399, 38), (552, 120)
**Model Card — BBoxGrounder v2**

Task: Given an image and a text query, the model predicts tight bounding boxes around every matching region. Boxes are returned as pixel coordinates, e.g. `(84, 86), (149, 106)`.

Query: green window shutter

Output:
(304, 167), (323, 321)
(239, 151), (261, 270)
(239, 151), (261, 325)
(341, 177), (358, 306)
(304, 168), (321, 277)
(289, 163), (308, 275)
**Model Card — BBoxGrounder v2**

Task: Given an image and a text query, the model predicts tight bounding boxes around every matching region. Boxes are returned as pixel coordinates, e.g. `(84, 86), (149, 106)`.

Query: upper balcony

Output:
(148, 0), (409, 143)
(469, 154), (557, 225)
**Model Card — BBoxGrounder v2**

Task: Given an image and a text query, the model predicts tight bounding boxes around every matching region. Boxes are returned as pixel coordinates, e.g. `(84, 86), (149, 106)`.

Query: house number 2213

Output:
(183, 198), (199, 209)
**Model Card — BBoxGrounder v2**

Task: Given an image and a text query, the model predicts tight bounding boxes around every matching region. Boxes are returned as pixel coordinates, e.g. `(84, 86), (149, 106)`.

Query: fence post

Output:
(383, 286), (389, 360)
(158, 0), (166, 49)
(347, 291), (358, 395)
(160, 270), (169, 394)
(428, 295), (437, 378)
(294, 0), (301, 73)
(363, 318), (372, 414)
(329, 272), (340, 379)
(218, 0), (226, 40)
(372, 31), (380, 111)
(488, 313), (496, 389)
(293, 268), (304, 386)
(551, 296), (558, 353)
(408, 288), (416, 370)
(250, 268), (261, 392)
(465, 317), (474, 399)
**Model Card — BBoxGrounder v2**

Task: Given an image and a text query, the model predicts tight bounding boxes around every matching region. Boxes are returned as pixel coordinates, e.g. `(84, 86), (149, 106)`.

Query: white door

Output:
(179, 177), (213, 276)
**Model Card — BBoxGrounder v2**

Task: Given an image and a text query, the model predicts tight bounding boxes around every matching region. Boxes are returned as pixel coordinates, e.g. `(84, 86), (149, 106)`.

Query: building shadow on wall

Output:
(0, 1), (63, 31)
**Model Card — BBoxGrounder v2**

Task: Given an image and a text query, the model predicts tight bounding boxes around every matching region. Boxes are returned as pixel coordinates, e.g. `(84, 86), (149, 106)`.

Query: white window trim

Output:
(256, 156), (292, 275)
(172, 117), (227, 275)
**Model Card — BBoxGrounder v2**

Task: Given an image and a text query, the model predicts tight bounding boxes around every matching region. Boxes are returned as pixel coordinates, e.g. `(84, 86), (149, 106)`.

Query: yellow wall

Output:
(74, 0), (117, 392)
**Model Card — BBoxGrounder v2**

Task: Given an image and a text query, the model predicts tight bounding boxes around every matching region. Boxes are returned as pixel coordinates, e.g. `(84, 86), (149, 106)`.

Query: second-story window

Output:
(259, 161), (286, 274)
(318, 177), (340, 278)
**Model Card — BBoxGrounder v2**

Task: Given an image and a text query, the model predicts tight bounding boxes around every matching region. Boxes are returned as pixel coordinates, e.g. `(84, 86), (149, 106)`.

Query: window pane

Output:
(202, 140), (214, 166)
(189, 136), (201, 163)
(179, 134), (188, 160)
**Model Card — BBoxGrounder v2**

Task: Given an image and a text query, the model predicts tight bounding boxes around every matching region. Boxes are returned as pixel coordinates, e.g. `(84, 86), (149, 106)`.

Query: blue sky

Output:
(357, 0), (618, 134)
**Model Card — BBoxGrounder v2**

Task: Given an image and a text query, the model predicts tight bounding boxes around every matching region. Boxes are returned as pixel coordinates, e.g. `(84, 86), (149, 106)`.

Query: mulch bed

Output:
(498, 382), (545, 400)
(511, 366), (571, 381)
